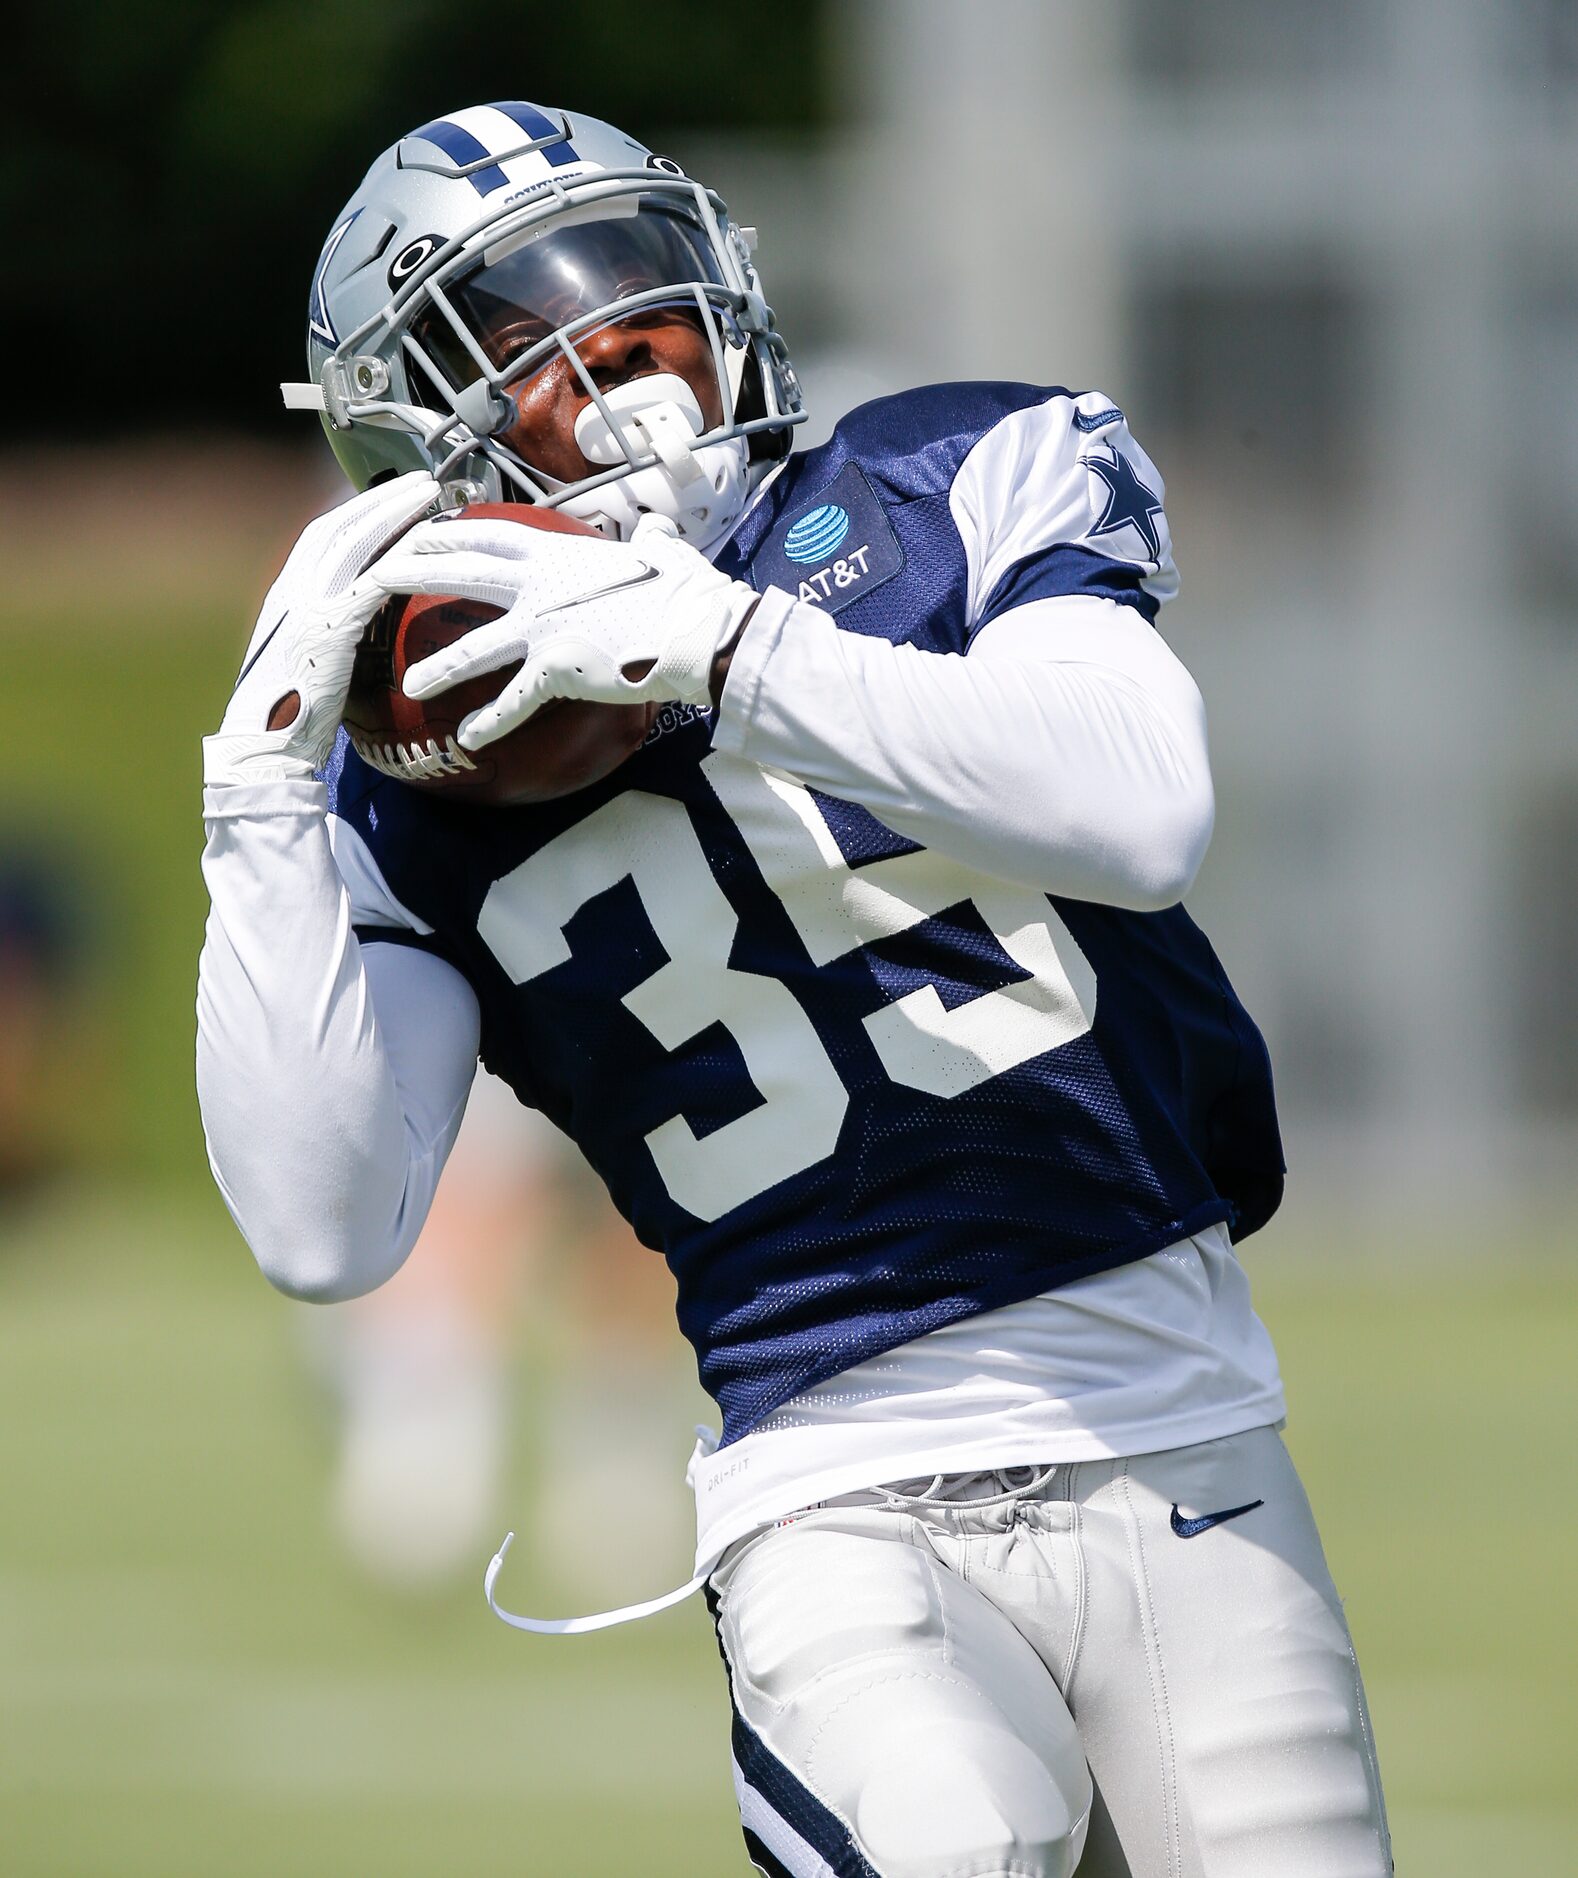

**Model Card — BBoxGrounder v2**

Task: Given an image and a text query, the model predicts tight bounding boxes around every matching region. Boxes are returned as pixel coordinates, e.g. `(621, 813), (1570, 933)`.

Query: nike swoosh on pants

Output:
(1169, 1498), (1264, 1538)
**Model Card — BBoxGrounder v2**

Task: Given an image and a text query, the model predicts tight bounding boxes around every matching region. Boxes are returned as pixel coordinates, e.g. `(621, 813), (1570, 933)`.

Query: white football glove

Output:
(204, 470), (440, 786)
(372, 511), (760, 752)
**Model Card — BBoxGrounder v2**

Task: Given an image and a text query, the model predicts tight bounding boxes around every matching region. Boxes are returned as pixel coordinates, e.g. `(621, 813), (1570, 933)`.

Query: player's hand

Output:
(204, 471), (440, 786)
(374, 511), (759, 751)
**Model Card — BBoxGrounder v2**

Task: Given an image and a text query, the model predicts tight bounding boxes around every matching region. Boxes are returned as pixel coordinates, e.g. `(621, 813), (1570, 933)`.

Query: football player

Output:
(197, 101), (1391, 1876)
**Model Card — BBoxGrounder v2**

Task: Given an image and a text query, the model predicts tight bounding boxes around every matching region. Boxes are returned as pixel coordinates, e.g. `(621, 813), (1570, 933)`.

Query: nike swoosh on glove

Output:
(204, 471), (440, 787)
(373, 511), (760, 752)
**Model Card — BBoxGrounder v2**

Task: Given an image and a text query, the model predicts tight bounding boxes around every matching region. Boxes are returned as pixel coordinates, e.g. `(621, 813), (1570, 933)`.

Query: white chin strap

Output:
(559, 374), (750, 554)
(482, 1427), (723, 1638)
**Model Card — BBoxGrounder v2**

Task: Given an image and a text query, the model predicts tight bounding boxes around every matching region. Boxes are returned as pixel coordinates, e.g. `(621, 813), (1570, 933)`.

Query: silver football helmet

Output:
(285, 101), (806, 551)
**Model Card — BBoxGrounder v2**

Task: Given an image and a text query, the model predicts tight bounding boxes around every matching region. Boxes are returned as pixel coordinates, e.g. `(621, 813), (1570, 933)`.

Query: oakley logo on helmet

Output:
(647, 154), (686, 177)
(388, 234), (443, 290)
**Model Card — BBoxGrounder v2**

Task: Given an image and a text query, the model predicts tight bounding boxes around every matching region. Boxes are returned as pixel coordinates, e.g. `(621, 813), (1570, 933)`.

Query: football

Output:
(342, 502), (657, 806)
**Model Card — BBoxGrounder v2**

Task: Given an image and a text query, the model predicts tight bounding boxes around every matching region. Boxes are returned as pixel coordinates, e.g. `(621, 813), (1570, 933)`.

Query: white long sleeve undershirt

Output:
(196, 593), (1214, 1300)
(196, 780), (479, 1300)
(717, 590), (1212, 910)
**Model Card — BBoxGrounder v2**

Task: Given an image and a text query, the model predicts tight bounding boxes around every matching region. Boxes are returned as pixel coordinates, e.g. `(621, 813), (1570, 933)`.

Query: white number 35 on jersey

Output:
(477, 754), (1096, 1221)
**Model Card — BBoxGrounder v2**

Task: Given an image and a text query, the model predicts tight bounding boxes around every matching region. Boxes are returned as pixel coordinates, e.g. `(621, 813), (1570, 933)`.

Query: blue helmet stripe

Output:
(408, 118), (511, 196)
(488, 100), (579, 167)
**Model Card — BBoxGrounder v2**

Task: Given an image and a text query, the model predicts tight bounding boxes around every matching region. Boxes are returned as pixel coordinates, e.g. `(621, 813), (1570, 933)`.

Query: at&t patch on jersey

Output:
(749, 462), (903, 612)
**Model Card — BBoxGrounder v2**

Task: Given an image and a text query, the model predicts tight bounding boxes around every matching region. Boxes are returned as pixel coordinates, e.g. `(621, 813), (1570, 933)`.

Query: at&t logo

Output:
(784, 504), (852, 563)
(783, 501), (873, 604)
(793, 545), (873, 604)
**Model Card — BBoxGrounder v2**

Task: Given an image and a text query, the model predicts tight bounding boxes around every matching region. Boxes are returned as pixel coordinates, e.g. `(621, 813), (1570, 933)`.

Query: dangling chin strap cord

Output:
(484, 1532), (717, 1637)
(484, 1424), (723, 1637)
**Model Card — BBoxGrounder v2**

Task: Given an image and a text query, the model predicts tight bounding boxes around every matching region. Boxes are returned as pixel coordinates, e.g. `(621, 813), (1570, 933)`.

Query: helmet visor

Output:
(410, 194), (730, 392)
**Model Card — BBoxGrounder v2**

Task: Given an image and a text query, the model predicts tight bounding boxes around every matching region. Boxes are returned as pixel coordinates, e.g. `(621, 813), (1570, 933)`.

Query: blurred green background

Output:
(4, 3), (1576, 1873)
(4, 1197), (1574, 1873)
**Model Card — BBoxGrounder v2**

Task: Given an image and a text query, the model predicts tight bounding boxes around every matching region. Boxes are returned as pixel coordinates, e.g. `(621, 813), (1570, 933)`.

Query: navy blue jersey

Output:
(326, 382), (1284, 1442)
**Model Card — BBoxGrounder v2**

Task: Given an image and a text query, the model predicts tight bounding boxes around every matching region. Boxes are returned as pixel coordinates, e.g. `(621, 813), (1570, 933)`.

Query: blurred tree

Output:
(7, 0), (827, 436)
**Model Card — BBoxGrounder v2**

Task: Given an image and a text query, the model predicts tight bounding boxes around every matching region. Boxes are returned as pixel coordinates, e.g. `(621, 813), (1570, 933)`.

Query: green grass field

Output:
(2, 1192), (1574, 1875)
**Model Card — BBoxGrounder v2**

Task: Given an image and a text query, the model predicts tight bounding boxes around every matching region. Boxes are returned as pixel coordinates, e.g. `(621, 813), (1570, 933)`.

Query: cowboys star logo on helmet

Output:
(281, 100), (805, 554)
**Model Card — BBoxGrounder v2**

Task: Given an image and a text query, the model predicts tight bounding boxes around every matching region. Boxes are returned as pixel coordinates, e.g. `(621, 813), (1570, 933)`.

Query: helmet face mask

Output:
(295, 104), (805, 549)
(414, 194), (729, 384)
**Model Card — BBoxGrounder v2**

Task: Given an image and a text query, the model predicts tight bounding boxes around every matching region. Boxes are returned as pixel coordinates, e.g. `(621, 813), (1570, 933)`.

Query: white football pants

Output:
(708, 1426), (1391, 1878)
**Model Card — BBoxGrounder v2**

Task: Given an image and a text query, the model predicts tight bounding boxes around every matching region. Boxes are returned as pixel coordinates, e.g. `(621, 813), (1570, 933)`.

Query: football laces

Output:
(351, 732), (477, 782)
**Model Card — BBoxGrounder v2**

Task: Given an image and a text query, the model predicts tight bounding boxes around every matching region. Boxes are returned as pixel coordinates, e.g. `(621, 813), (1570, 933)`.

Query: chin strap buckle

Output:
(282, 356), (392, 428)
